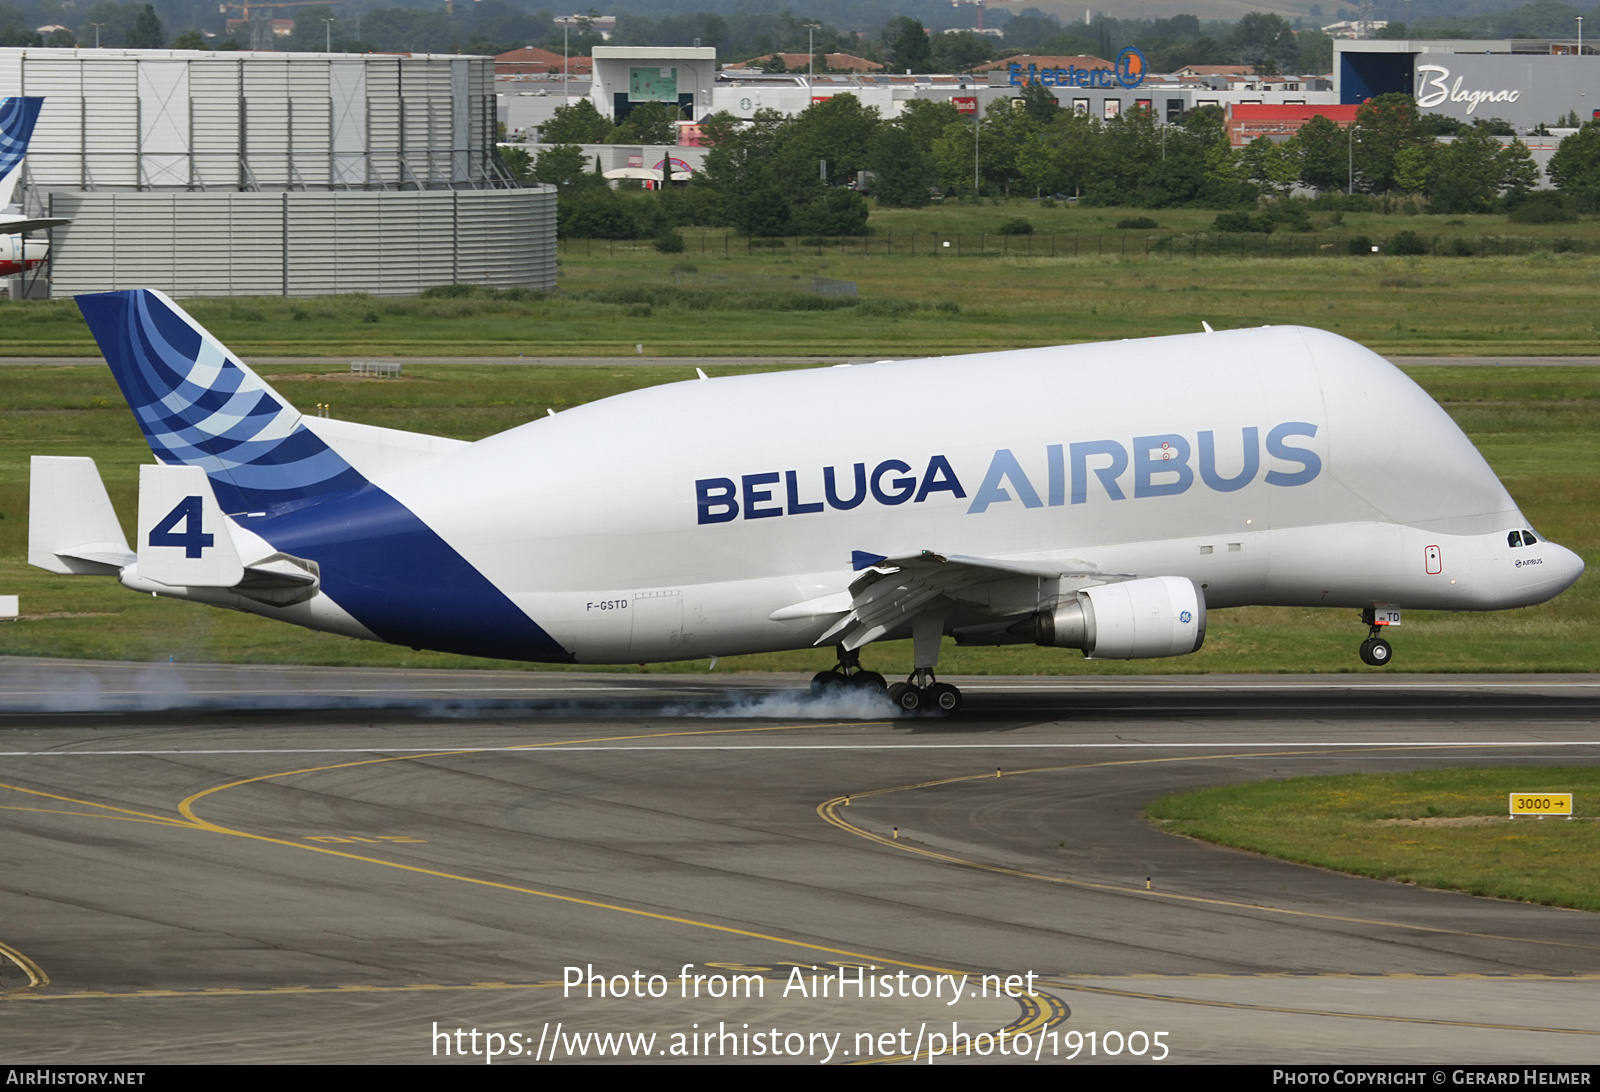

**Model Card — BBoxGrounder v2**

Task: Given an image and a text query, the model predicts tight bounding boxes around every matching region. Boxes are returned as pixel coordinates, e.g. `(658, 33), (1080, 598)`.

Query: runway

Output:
(2, 660), (1599, 1064)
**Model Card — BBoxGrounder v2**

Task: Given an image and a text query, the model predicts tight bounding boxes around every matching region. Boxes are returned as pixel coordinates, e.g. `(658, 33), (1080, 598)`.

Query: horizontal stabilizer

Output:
(29, 456), (134, 575)
(136, 464), (243, 587)
(0, 215), (70, 234)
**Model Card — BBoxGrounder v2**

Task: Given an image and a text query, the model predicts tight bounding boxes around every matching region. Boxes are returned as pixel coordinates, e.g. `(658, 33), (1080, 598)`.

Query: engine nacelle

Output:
(1031, 576), (1206, 659)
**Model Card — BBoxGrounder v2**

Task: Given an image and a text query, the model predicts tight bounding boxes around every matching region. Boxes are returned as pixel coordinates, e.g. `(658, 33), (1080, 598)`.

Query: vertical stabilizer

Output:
(0, 97), (42, 187)
(76, 289), (368, 515)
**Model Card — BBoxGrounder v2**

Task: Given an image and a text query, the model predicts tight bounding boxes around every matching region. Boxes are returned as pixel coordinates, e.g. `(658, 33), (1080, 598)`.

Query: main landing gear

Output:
(886, 612), (963, 715)
(887, 669), (962, 715)
(810, 645), (887, 696)
(1358, 608), (1394, 667)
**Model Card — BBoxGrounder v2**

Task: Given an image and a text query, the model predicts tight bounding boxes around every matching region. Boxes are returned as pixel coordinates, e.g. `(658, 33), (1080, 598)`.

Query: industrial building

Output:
(1337, 38), (1598, 130)
(1, 48), (555, 297)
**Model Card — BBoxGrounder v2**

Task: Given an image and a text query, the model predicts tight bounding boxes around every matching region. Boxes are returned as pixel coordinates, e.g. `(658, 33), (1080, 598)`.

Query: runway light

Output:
(1146, 876), (1152, 889)
(892, 826), (899, 839)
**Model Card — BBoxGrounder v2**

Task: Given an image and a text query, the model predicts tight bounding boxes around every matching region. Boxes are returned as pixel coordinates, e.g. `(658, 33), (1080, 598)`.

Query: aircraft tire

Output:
(887, 682), (922, 713)
(1358, 637), (1393, 667)
(850, 671), (887, 691)
(927, 683), (962, 714)
(810, 670), (847, 696)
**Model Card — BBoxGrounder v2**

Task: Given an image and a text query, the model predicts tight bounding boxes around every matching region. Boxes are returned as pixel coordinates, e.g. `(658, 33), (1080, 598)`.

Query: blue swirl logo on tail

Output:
(76, 289), (366, 514)
(0, 97), (43, 184)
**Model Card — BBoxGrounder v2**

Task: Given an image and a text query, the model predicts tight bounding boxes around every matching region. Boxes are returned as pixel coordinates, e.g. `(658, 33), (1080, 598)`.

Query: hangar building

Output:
(1, 48), (555, 297)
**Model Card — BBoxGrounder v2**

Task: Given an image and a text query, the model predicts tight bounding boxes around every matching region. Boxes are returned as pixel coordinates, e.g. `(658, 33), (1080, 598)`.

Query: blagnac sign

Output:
(1415, 63), (1520, 114)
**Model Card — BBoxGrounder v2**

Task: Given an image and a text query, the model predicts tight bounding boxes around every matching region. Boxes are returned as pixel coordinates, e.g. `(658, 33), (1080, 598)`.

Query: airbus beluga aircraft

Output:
(29, 290), (1585, 714)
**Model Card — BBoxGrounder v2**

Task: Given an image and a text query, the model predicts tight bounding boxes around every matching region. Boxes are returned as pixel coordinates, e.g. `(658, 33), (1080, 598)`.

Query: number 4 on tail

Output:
(148, 496), (214, 558)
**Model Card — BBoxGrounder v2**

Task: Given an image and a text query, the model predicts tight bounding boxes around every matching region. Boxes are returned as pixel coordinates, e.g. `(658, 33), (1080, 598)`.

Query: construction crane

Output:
(949, 0), (1022, 32)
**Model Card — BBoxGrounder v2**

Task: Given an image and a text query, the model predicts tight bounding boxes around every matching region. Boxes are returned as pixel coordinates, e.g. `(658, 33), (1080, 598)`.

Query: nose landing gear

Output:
(1358, 608), (1394, 666)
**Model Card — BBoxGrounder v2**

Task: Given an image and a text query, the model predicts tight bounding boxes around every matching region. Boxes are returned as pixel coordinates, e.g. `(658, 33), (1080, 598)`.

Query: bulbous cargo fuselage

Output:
(333, 325), (1582, 663)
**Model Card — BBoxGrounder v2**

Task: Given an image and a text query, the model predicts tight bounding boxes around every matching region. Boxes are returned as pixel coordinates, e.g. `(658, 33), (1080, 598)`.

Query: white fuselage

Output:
(269, 325), (1575, 663)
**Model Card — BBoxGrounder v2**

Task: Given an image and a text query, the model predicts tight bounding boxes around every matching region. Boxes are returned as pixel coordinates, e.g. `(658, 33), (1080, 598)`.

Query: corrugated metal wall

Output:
(45, 188), (556, 297)
(0, 49), (501, 192)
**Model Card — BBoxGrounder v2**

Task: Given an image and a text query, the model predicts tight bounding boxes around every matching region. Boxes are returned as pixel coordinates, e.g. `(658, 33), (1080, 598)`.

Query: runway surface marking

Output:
(6, 721), (1002, 982)
(4, 741), (1600, 757)
(845, 990), (1071, 1065)
(5, 729), (1595, 1049)
(3, 680), (1598, 696)
(817, 746), (1600, 955)
(1045, 979), (1600, 1037)
(0, 939), (48, 990)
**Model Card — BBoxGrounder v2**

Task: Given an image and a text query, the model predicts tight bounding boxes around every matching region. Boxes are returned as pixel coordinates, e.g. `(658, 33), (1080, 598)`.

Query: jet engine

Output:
(1027, 576), (1206, 659)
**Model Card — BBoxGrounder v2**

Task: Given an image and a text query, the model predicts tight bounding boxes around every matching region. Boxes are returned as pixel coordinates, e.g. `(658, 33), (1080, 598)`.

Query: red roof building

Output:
(723, 52), (883, 72)
(1226, 103), (1360, 147)
(495, 46), (592, 77)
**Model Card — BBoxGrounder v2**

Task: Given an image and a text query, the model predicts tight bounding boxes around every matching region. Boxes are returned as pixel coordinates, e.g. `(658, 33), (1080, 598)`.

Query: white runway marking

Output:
(3, 741), (1599, 757)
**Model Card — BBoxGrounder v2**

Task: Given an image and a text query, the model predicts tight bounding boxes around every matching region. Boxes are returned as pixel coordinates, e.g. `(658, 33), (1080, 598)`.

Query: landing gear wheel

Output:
(926, 682), (962, 714)
(849, 671), (887, 691)
(1359, 637), (1393, 667)
(810, 670), (847, 696)
(887, 682), (923, 713)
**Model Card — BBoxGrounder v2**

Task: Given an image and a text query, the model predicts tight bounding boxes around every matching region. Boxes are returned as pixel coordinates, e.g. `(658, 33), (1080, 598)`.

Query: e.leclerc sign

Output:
(1008, 46), (1146, 90)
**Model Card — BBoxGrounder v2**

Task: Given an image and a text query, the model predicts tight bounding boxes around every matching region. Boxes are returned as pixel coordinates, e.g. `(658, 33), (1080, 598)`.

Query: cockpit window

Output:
(1523, 530), (1538, 544)
(1508, 531), (1523, 547)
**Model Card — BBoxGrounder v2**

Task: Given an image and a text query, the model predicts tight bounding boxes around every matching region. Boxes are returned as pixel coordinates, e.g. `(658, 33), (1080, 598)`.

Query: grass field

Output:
(3, 201), (1600, 358)
(1148, 768), (1600, 913)
(0, 359), (1592, 674)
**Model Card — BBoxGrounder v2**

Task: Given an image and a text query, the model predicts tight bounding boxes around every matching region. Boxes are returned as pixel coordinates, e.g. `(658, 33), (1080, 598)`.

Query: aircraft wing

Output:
(810, 551), (1101, 651)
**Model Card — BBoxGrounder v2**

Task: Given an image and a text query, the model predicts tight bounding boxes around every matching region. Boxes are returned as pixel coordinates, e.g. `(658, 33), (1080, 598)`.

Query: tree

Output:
(1352, 93), (1426, 192)
(883, 16), (930, 74)
(170, 30), (205, 49)
(1018, 81), (1061, 125)
(1240, 135), (1299, 196)
(895, 99), (961, 157)
(1230, 13), (1297, 73)
(867, 124), (935, 207)
(539, 99), (613, 145)
(613, 101), (680, 146)
(127, 4), (163, 48)
(930, 31), (993, 73)
(1017, 110), (1101, 198)
(1296, 30), (1333, 74)
(1289, 114), (1348, 193)
(1547, 122), (1600, 207)
(532, 144), (591, 189)
(1429, 126), (1510, 213)
(1500, 138), (1540, 198)
(774, 94), (881, 186)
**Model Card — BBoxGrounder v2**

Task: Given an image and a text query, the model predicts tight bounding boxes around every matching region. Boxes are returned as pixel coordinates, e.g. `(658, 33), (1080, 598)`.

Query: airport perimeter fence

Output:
(559, 231), (1600, 261)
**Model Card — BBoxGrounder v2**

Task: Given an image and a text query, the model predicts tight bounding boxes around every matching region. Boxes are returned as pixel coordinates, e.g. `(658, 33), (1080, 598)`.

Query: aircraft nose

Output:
(1524, 541), (1586, 602)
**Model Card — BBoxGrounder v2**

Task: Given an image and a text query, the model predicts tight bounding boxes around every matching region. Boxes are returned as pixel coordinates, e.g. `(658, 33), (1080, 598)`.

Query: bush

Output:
(1213, 210), (1273, 234)
(1444, 236), (1476, 257)
(1115, 216), (1160, 229)
(1389, 230), (1428, 256)
(749, 237), (787, 248)
(1508, 194), (1577, 223)
(791, 189), (869, 237)
(1039, 197), (1057, 209)
(1347, 234), (1374, 255)
(998, 217), (1035, 235)
(653, 228), (685, 253)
